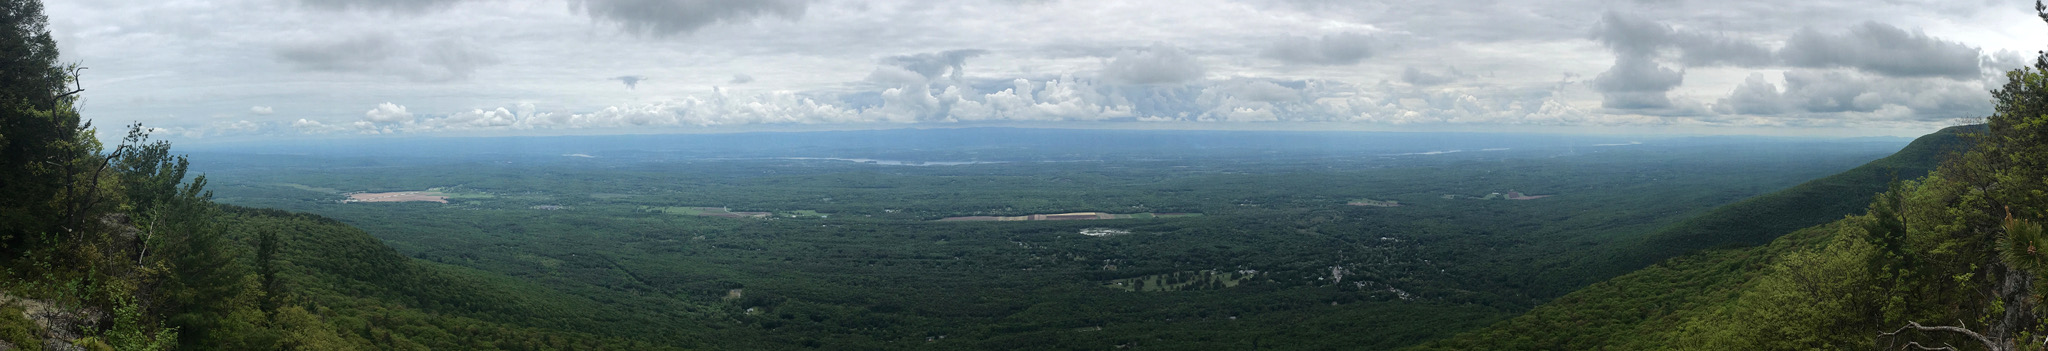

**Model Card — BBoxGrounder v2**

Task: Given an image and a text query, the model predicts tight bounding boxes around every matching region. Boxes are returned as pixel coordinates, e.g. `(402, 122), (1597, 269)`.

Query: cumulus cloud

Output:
(274, 33), (499, 82)
(250, 106), (274, 115)
(1103, 43), (1205, 85)
(570, 0), (812, 37)
(614, 75), (647, 89)
(729, 74), (754, 84)
(1778, 22), (1984, 79)
(1592, 56), (1684, 109)
(364, 102), (414, 123)
(1262, 32), (1375, 65)
(1712, 70), (1990, 120)
(1586, 12), (1775, 112)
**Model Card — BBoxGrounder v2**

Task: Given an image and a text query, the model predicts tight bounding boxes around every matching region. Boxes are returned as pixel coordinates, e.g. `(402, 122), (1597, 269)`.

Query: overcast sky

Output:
(45, 0), (2048, 140)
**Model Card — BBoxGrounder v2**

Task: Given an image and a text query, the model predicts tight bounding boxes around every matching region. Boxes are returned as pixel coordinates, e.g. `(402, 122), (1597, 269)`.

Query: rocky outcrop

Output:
(0, 293), (104, 351)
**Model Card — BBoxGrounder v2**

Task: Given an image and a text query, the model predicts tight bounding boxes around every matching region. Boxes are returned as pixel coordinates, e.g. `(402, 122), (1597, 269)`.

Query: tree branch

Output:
(1900, 341), (1958, 351)
(1880, 321), (2003, 351)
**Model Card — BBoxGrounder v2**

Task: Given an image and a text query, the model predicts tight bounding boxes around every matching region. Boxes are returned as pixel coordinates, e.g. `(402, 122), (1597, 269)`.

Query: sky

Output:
(44, 0), (2048, 141)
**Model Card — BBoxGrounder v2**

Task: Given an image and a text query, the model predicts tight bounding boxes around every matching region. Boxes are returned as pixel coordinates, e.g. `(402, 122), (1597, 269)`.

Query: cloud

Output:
(1212, 79), (1303, 103)
(250, 106), (274, 115)
(418, 38), (498, 81)
(1401, 67), (1462, 87)
(570, 0), (813, 37)
(298, 0), (467, 12)
(273, 34), (499, 82)
(437, 107), (522, 128)
(729, 74), (754, 84)
(1591, 12), (1774, 67)
(1102, 43), (1205, 85)
(880, 49), (987, 81)
(1715, 74), (1788, 115)
(614, 75), (647, 89)
(274, 34), (400, 72)
(1778, 22), (1984, 79)
(1592, 55), (1683, 109)
(364, 102), (413, 123)
(1585, 12), (1773, 112)
(1262, 32), (1375, 65)
(1711, 69), (1991, 120)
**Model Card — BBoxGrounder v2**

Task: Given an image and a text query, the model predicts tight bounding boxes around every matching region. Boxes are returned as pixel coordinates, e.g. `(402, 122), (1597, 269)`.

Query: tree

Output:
(0, 0), (87, 255)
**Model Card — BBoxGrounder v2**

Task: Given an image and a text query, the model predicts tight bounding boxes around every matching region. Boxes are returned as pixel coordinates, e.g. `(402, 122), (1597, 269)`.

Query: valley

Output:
(187, 130), (1910, 349)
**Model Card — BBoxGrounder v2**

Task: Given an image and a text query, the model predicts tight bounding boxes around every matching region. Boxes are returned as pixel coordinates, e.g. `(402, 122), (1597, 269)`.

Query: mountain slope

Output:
(1598, 125), (1976, 274)
(1416, 126), (1980, 350)
(215, 206), (689, 350)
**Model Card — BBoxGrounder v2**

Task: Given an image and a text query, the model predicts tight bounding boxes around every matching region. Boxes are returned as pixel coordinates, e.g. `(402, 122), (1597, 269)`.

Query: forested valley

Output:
(7, 0), (2048, 349)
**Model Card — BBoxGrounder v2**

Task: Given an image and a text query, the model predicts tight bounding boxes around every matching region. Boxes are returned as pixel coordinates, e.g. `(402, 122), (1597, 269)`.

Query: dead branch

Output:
(1881, 321), (2003, 351)
(1900, 341), (1958, 351)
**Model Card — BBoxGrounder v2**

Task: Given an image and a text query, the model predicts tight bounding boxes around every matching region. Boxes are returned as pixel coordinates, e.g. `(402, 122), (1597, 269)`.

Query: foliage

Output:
(1422, 8), (2048, 348)
(190, 132), (1910, 349)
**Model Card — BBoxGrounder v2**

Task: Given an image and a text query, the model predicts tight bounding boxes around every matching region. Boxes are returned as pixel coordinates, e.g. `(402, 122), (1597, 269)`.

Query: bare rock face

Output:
(0, 293), (102, 351)
(99, 213), (140, 260)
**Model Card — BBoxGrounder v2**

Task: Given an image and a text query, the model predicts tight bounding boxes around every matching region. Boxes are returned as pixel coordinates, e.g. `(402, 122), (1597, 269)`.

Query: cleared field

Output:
(645, 206), (773, 218)
(782, 210), (828, 218)
(938, 212), (1201, 221)
(1348, 198), (1401, 207)
(346, 191), (449, 203)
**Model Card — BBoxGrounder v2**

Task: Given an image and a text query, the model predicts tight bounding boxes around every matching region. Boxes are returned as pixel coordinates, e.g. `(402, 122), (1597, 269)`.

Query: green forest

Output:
(7, 0), (2048, 349)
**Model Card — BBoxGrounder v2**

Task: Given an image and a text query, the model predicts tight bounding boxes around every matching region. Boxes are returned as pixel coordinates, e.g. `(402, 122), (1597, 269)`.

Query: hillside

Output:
(1593, 125), (1976, 277)
(213, 206), (688, 349)
(1416, 123), (2034, 350)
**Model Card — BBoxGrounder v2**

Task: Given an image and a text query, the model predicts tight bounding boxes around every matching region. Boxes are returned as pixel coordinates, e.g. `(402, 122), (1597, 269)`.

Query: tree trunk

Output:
(1992, 262), (2034, 350)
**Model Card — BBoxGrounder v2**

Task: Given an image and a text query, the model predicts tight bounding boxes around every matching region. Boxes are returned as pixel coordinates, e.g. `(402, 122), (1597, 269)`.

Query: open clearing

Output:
(938, 212), (1201, 221)
(346, 191), (449, 203)
(645, 206), (773, 218)
(1348, 198), (1401, 207)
